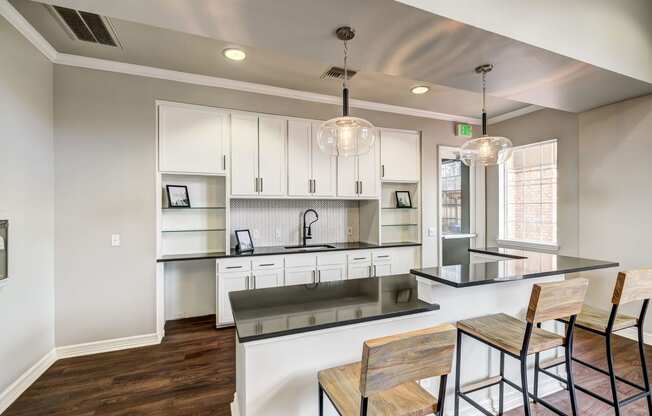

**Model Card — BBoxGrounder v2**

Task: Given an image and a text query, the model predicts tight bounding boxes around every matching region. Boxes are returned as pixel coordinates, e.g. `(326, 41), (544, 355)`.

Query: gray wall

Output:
(487, 109), (580, 255)
(0, 16), (55, 397)
(578, 94), (652, 325)
(53, 65), (467, 345)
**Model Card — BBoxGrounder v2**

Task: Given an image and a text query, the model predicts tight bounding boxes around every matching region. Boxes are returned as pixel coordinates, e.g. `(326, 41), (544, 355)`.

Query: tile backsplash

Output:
(230, 199), (360, 247)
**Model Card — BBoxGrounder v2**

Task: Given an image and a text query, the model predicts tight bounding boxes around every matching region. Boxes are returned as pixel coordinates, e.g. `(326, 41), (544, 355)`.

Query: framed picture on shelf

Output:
(166, 185), (191, 208)
(235, 229), (255, 253)
(395, 191), (412, 208)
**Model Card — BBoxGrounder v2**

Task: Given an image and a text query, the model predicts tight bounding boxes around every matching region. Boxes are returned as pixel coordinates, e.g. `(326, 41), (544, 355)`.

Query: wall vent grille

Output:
(52, 6), (119, 47)
(320, 66), (357, 81)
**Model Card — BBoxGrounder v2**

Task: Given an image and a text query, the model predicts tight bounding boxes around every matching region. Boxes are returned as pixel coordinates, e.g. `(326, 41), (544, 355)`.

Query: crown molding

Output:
(488, 105), (542, 125)
(2, 0), (535, 126)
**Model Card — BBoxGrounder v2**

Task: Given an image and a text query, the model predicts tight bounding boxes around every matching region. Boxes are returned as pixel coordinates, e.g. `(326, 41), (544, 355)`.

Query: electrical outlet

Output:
(428, 227), (437, 237)
(111, 234), (121, 247)
(252, 229), (259, 239)
(347, 226), (353, 237)
(275, 228), (281, 241)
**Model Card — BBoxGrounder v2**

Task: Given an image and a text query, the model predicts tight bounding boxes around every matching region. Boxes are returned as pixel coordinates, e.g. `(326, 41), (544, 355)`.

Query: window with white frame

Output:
(499, 139), (558, 247)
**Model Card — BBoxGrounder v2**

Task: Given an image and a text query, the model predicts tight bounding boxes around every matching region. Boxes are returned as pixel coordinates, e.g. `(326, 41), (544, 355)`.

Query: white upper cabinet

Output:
(337, 138), (380, 198)
(158, 103), (228, 174)
(287, 120), (312, 197)
(258, 116), (287, 197)
(230, 113), (259, 196)
(310, 121), (337, 197)
(287, 120), (336, 197)
(380, 129), (420, 182)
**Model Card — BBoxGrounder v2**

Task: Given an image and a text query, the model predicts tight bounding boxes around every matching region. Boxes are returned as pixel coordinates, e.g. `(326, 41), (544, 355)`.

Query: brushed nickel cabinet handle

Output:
(359, 181), (363, 195)
(381, 164), (385, 178)
(226, 265), (242, 269)
(252, 274), (256, 289)
(260, 177), (263, 193)
(245, 275), (250, 290)
(223, 155), (226, 170)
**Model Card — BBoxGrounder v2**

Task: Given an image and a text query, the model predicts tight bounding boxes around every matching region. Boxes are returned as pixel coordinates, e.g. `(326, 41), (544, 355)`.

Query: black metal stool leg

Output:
(534, 351), (540, 403)
(499, 351), (505, 415)
(638, 324), (652, 415)
(318, 383), (324, 416)
(565, 336), (579, 416)
(606, 331), (621, 416)
(454, 330), (462, 416)
(520, 355), (532, 416)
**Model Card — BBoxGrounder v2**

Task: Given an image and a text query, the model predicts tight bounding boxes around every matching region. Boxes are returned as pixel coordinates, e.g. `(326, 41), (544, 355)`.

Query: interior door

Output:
(287, 119), (312, 197)
(337, 156), (358, 197)
(218, 271), (248, 324)
(311, 121), (337, 197)
(357, 140), (380, 198)
(258, 116), (287, 196)
(230, 113), (259, 196)
(158, 104), (228, 174)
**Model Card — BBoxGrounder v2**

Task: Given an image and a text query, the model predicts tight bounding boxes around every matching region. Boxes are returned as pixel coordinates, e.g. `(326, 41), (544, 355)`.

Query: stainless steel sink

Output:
(283, 244), (336, 250)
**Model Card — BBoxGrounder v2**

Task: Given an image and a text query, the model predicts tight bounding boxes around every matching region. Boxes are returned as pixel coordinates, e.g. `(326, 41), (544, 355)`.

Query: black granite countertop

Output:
(229, 274), (438, 343)
(410, 247), (619, 288)
(157, 241), (421, 262)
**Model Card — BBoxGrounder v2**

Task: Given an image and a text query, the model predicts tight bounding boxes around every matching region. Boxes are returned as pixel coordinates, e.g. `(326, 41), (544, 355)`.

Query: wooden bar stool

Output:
(318, 323), (456, 416)
(549, 269), (652, 415)
(455, 278), (588, 416)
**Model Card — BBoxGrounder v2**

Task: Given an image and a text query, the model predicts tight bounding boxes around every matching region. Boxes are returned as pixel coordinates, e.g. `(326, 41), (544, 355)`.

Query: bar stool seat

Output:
(458, 313), (564, 356)
(318, 362), (437, 416)
(559, 304), (637, 333)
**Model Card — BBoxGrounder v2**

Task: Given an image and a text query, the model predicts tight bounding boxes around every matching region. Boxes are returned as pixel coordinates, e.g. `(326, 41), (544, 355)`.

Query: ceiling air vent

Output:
(320, 66), (357, 81)
(51, 6), (119, 47)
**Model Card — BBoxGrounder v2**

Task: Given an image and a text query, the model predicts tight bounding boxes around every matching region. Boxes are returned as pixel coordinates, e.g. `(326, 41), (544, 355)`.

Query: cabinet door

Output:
(373, 261), (392, 277)
(348, 263), (372, 279)
(230, 113), (259, 196)
(217, 271), (248, 325)
(337, 156), (358, 198)
(252, 269), (283, 289)
(357, 140), (380, 198)
(158, 104), (227, 174)
(285, 267), (316, 286)
(258, 116), (287, 196)
(311, 121), (337, 197)
(381, 129), (420, 182)
(287, 119), (312, 197)
(317, 264), (346, 282)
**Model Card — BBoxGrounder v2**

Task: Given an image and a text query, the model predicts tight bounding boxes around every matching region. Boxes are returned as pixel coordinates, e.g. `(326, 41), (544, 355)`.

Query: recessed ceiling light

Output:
(223, 48), (246, 61)
(410, 86), (430, 95)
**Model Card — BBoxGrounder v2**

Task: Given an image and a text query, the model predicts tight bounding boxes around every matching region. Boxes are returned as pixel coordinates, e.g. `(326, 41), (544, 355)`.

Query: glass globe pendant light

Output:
(317, 26), (377, 157)
(460, 64), (513, 166)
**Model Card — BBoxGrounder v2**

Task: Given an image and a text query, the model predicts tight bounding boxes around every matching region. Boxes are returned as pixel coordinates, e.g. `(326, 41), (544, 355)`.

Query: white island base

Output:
(232, 275), (566, 416)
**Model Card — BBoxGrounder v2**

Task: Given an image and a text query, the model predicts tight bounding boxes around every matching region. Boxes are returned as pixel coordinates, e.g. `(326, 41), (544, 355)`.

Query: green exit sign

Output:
(456, 123), (473, 138)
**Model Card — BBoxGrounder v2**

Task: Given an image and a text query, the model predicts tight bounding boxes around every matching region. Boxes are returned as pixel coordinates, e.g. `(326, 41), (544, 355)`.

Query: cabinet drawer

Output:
(347, 251), (372, 264)
(317, 252), (347, 266)
(372, 251), (392, 262)
(217, 258), (251, 273)
(253, 256), (284, 270)
(285, 253), (317, 268)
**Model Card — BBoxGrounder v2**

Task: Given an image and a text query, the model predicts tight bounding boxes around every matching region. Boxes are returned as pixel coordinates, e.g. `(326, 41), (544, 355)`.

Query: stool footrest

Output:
(460, 375), (502, 394)
(540, 356), (565, 370)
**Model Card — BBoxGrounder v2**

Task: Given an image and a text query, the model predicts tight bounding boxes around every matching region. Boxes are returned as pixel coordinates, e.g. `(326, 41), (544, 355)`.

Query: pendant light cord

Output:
(342, 39), (349, 117)
(481, 69), (487, 135)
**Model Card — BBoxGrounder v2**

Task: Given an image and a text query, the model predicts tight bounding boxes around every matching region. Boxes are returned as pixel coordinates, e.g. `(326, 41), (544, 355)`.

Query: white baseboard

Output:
(0, 349), (57, 414)
(56, 332), (161, 359)
(230, 393), (239, 416)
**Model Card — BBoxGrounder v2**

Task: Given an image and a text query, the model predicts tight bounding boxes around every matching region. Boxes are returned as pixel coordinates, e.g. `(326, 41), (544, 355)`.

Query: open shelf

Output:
(382, 223), (418, 227)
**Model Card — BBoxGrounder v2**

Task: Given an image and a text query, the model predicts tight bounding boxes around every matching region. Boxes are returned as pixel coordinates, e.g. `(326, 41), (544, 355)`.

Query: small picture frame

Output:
(235, 229), (255, 253)
(395, 191), (412, 208)
(166, 185), (190, 208)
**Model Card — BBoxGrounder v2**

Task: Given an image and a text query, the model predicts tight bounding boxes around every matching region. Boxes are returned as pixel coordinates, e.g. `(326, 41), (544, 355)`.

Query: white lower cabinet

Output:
(217, 270), (249, 325)
(285, 266), (316, 286)
(317, 264), (346, 282)
(216, 246), (420, 326)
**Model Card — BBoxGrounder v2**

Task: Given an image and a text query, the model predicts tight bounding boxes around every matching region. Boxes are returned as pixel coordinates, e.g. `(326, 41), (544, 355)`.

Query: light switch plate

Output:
(428, 227), (437, 237)
(111, 234), (121, 247)
(347, 227), (353, 237)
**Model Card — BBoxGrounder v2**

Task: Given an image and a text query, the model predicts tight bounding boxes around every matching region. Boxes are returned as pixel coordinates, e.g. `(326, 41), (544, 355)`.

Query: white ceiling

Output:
(11, 0), (652, 117)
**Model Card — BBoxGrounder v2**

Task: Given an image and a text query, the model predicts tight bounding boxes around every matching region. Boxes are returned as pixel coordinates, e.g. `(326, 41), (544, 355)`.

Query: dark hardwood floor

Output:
(4, 316), (652, 415)
(4, 315), (235, 416)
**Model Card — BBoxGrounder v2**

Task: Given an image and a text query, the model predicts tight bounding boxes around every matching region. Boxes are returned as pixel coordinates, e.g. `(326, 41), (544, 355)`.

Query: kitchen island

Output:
(230, 248), (618, 416)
